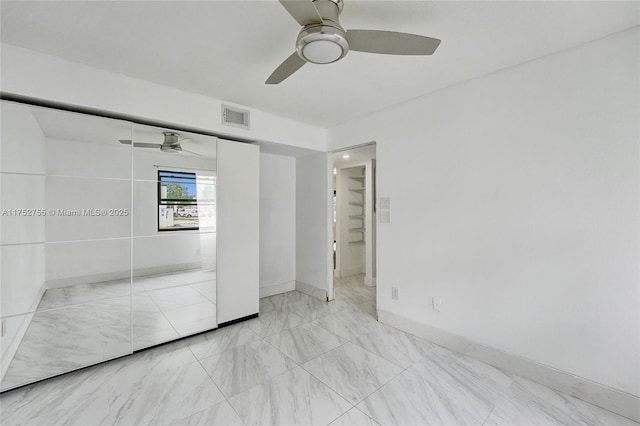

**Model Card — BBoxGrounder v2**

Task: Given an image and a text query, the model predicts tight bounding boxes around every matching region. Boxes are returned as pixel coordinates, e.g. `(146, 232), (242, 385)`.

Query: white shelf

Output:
(345, 167), (366, 247)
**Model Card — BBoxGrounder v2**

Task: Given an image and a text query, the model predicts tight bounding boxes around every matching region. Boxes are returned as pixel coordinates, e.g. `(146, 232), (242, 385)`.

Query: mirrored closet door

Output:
(131, 123), (217, 350)
(0, 101), (217, 391)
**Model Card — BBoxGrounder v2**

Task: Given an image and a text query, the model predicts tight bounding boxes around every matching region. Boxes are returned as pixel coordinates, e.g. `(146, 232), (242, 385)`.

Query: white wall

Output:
(43, 122), (132, 285)
(0, 102), (47, 379)
(296, 153), (331, 299)
(0, 44), (326, 152)
(327, 27), (640, 397)
(217, 140), (259, 323)
(259, 153), (296, 297)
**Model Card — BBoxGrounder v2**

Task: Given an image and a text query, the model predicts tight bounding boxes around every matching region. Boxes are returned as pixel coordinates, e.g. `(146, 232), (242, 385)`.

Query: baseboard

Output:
(338, 265), (364, 278)
(364, 276), (376, 287)
(295, 281), (327, 301)
(45, 262), (203, 289)
(377, 309), (640, 423)
(1, 284), (46, 382)
(260, 281), (296, 298)
(132, 262), (203, 279)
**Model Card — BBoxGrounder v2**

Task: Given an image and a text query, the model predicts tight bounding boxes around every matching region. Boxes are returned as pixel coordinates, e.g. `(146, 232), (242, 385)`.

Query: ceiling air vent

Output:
(222, 105), (250, 130)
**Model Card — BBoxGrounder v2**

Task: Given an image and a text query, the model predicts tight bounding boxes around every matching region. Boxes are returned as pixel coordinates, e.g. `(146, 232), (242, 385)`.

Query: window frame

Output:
(157, 170), (200, 232)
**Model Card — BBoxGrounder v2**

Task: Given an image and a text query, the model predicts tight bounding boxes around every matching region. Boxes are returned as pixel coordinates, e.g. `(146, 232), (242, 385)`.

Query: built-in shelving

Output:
(347, 167), (366, 245)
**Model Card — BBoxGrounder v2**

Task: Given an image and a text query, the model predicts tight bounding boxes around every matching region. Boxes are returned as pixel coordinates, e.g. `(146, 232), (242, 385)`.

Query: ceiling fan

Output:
(119, 131), (201, 156)
(266, 0), (441, 84)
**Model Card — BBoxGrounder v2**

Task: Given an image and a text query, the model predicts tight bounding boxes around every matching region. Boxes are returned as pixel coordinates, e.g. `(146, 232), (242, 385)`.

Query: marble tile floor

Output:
(333, 273), (377, 318)
(1, 269), (217, 391)
(2, 289), (637, 426)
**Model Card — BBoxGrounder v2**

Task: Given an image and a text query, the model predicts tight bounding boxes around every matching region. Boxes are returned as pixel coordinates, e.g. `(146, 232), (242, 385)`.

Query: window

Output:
(157, 170), (199, 231)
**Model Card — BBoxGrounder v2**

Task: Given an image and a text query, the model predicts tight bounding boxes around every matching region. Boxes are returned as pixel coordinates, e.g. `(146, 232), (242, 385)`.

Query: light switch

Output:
(380, 211), (390, 223)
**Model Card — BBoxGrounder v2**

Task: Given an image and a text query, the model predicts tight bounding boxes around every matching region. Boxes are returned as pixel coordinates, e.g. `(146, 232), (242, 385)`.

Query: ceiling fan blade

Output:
(266, 52), (306, 84)
(119, 140), (161, 148)
(278, 0), (323, 26)
(347, 30), (441, 55)
(134, 143), (163, 148)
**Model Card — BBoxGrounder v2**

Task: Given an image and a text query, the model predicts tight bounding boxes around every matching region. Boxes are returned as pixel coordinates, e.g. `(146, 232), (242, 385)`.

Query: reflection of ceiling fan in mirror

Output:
(119, 131), (201, 156)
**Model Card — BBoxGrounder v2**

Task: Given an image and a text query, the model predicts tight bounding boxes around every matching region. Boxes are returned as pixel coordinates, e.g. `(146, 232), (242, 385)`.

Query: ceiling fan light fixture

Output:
(296, 24), (349, 64)
(160, 144), (183, 154)
(302, 40), (342, 64)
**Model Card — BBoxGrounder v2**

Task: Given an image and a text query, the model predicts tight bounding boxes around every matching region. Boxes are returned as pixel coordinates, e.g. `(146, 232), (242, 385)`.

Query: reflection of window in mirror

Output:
(157, 170), (199, 231)
(157, 170), (216, 231)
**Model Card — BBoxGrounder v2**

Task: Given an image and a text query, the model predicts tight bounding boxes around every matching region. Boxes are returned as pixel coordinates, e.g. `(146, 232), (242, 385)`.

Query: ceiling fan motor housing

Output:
(296, 0), (348, 64)
(162, 131), (181, 145)
(160, 131), (183, 153)
(296, 24), (349, 64)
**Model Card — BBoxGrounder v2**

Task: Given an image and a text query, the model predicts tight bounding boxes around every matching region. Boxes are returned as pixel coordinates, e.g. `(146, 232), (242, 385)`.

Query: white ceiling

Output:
(333, 144), (376, 168)
(2, 1), (638, 128)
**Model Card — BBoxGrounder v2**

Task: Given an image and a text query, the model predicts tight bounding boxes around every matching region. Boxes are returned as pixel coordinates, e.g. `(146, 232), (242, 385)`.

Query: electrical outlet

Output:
(392, 287), (399, 300)
(380, 211), (391, 224)
(432, 297), (442, 312)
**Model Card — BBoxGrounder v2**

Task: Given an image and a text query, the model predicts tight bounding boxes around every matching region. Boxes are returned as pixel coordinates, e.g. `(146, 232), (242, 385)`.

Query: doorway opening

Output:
(330, 143), (377, 319)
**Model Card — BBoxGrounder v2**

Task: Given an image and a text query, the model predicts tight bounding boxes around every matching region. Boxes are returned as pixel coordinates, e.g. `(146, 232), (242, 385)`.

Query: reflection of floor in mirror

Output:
(334, 273), (377, 319)
(1, 269), (217, 391)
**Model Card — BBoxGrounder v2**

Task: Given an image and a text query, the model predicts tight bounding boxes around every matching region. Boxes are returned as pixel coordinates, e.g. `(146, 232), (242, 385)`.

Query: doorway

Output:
(329, 143), (377, 318)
